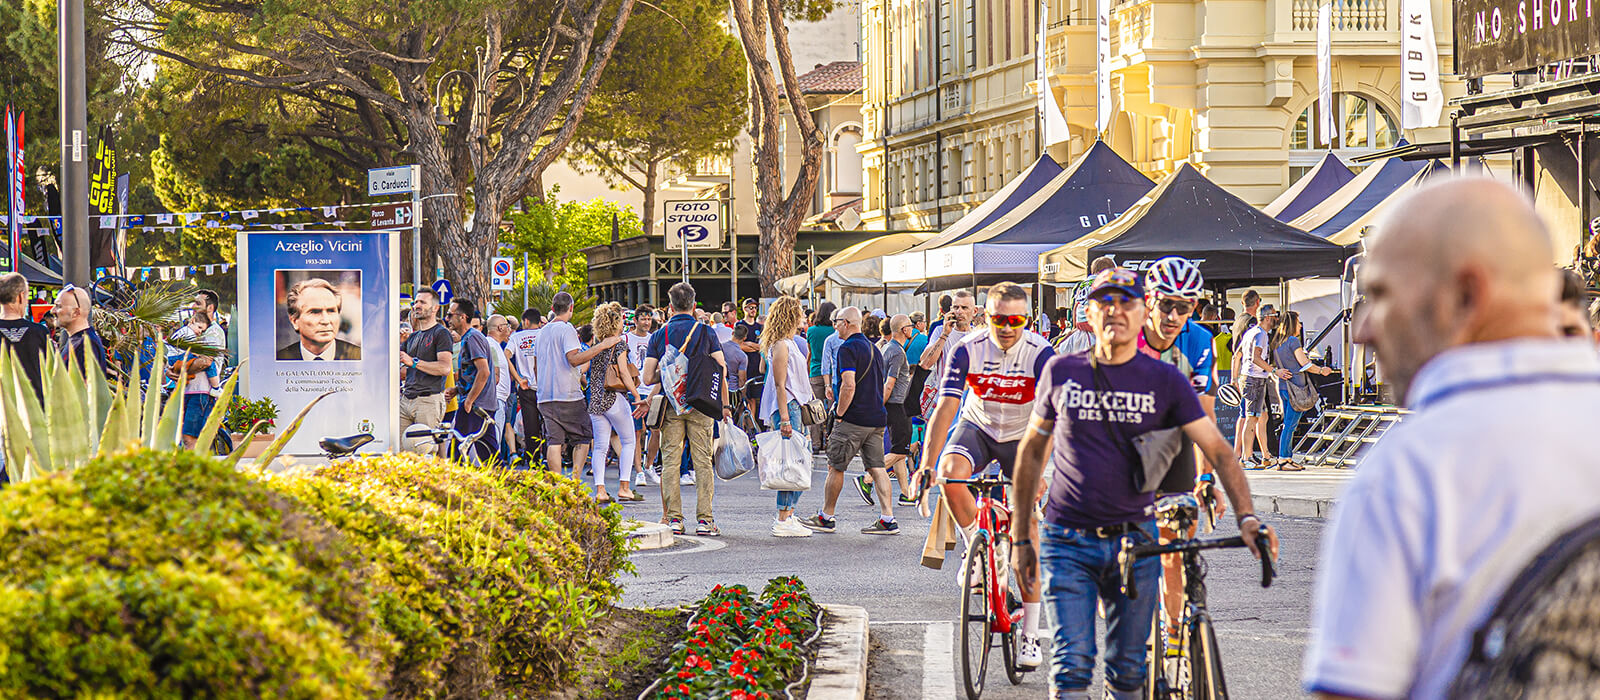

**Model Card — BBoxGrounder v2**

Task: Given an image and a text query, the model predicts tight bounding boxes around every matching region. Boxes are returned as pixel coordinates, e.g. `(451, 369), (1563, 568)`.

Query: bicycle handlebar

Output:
(1118, 525), (1275, 600)
(403, 407), (494, 453)
(938, 475), (1014, 487)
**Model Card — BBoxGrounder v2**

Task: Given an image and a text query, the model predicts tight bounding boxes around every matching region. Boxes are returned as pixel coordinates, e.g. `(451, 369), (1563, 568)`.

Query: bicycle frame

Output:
(972, 485), (1020, 636)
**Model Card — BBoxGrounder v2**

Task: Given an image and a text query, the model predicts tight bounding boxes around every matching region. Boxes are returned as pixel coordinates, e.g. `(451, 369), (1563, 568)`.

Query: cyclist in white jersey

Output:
(922, 281), (1055, 669)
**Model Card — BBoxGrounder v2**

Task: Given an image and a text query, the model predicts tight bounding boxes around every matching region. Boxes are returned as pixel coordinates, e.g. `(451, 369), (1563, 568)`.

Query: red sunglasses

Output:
(988, 314), (1030, 329)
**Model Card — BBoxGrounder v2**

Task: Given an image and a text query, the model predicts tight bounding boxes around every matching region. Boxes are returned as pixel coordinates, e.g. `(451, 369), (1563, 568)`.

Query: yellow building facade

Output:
(860, 0), (1473, 229)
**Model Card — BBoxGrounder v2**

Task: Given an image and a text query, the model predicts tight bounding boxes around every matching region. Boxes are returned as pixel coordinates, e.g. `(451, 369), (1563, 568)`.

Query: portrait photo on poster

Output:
(275, 269), (364, 361)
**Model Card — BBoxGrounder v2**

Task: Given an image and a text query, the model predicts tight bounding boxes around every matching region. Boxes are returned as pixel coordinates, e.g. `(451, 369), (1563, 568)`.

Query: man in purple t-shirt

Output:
(1007, 267), (1278, 698)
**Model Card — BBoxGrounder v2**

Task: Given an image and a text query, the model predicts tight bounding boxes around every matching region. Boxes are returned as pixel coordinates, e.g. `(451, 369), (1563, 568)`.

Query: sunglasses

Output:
(1154, 298), (1195, 316)
(1090, 292), (1141, 309)
(988, 314), (1030, 329)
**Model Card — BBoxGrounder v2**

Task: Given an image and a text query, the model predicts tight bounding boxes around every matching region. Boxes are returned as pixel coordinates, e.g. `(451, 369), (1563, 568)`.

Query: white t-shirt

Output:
(533, 320), (584, 402)
(171, 323), (226, 395)
(491, 340), (512, 406)
(507, 328), (539, 386)
(1239, 325), (1271, 378)
(625, 331), (653, 397)
(1303, 339), (1600, 699)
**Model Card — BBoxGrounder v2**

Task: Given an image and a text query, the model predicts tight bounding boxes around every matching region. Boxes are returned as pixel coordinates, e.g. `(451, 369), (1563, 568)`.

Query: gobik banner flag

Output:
(1036, 0), (1070, 147)
(2, 106), (20, 274)
(88, 126), (120, 270)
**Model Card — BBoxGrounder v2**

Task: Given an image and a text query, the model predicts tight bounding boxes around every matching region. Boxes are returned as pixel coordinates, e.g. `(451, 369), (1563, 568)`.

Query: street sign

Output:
(367, 166), (415, 196)
(431, 278), (452, 306)
(664, 200), (722, 250)
(490, 257), (514, 291)
(370, 202), (415, 228)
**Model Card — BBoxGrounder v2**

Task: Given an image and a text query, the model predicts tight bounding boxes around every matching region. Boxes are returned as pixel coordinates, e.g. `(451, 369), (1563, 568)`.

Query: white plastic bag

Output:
(755, 430), (812, 491)
(713, 419), (755, 480)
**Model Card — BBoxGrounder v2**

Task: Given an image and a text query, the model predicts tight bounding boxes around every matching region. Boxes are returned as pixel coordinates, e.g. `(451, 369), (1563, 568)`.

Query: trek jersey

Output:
(1138, 319), (1215, 394)
(938, 330), (1056, 442)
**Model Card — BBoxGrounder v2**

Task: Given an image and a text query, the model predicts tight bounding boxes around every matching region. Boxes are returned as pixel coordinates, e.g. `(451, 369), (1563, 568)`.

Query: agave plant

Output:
(0, 342), (330, 483)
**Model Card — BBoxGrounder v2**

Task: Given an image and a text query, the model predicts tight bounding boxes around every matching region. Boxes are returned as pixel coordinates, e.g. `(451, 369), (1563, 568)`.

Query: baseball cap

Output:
(742, 297), (759, 307)
(1086, 267), (1143, 300)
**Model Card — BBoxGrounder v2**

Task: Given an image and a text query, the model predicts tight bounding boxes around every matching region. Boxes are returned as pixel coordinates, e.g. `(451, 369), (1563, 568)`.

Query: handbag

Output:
(1283, 374), (1320, 412)
(604, 351), (629, 392)
(800, 398), (827, 426)
(1090, 354), (1191, 494)
(682, 324), (725, 419)
(645, 393), (667, 428)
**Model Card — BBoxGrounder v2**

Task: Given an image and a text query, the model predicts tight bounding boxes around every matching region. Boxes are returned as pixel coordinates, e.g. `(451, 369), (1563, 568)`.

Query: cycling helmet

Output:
(1144, 256), (1204, 300)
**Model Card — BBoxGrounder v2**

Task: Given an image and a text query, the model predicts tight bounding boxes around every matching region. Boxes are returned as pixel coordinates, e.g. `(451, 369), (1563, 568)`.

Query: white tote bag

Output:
(755, 430), (812, 491)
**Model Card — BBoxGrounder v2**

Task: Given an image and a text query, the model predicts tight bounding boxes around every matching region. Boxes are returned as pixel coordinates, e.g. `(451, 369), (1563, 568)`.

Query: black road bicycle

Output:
(1119, 494), (1275, 700)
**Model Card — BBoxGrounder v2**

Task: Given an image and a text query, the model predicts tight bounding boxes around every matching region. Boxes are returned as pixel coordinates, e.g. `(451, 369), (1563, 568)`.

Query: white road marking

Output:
(629, 534), (728, 558)
(872, 620), (955, 625)
(923, 622), (957, 700)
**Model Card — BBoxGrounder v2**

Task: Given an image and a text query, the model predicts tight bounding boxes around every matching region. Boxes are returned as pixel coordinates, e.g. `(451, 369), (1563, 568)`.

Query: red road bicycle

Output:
(944, 474), (1031, 699)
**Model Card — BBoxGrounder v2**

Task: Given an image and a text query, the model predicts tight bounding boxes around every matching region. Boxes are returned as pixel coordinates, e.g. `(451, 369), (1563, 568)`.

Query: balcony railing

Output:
(1291, 0), (1388, 31)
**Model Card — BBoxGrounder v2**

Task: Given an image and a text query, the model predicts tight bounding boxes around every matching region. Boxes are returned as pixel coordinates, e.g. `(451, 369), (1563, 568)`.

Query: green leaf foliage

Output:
(492, 277), (599, 326)
(502, 193), (644, 293)
(0, 449), (632, 697)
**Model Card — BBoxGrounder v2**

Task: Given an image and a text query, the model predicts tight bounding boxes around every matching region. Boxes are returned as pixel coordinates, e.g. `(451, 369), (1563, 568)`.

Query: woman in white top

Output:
(760, 296), (816, 538)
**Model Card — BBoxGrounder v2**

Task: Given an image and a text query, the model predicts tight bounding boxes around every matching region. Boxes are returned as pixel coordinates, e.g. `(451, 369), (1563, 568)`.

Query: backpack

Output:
(659, 322), (725, 419)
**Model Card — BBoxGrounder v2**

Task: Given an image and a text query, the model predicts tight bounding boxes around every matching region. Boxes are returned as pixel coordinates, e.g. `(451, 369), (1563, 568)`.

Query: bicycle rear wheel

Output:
(1189, 613), (1228, 700)
(211, 430), (235, 458)
(959, 532), (993, 700)
(1001, 574), (1025, 685)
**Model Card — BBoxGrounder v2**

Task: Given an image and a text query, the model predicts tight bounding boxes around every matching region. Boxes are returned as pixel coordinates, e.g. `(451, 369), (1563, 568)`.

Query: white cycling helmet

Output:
(1144, 256), (1204, 300)
(1072, 280), (1092, 324)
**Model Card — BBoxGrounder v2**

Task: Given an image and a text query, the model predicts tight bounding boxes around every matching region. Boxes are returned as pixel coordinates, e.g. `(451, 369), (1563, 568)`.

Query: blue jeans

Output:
(1278, 386), (1305, 458)
(1040, 520), (1161, 693)
(182, 393), (216, 438)
(769, 400), (804, 511)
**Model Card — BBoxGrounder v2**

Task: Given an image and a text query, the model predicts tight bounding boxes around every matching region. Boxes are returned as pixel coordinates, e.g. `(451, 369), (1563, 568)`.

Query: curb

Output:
(624, 519), (675, 551)
(808, 604), (869, 700)
(1253, 494), (1337, 519)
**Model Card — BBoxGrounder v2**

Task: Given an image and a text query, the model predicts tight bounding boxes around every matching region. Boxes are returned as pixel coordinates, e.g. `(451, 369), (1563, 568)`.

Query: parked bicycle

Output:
(403, 407), (496, 463)
(1119, 494), (1276, 700)
(943, 473), (1032, 699)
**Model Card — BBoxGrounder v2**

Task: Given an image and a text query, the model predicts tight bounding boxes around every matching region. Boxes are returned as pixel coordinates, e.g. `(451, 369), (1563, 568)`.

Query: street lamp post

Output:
(58, 0), (89, 286)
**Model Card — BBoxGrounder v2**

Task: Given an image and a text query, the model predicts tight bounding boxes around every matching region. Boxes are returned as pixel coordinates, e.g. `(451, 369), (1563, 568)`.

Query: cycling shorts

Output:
(941, 420), (1019, 478)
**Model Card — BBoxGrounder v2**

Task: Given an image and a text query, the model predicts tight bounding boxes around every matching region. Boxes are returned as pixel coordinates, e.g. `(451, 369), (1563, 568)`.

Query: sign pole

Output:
(681, 229), (689, 285)
(728, 198), (737, 305)
(410, 164), (422, 294)
(522, 252), (529, 311)
(58, 0), (90, 286)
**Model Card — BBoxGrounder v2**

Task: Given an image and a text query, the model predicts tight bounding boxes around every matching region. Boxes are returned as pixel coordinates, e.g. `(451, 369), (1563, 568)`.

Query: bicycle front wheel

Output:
(959, 531), (993, 700)
(1189, 612), (1228, 700)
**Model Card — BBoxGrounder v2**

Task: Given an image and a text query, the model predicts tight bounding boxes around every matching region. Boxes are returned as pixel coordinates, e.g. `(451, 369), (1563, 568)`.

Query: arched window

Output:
(1289, 93), (1399, 181)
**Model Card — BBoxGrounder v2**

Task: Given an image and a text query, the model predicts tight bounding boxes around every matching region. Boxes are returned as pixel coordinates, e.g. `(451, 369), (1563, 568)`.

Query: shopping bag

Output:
(755, 430), (812, 491)
(713, 419), (755, 480)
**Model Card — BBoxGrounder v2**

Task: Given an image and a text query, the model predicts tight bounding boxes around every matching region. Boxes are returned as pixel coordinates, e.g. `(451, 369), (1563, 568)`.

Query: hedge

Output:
(0, 449), (630, 698)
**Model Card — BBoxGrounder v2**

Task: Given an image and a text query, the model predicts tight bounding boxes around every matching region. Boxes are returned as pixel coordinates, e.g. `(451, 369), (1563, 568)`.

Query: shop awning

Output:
(1038, 163), (1354, 285)
(1286, 157), (1430, 238)
(883, 155), (1062, 282)
(775, 232), (936, 294)
(907, 142), (1155, 293)
(1352, 133), (1563, 162)
(1262, 153), (1354, 222)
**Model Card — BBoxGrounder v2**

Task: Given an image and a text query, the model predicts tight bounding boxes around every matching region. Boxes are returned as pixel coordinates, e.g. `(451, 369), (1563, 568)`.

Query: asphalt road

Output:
(618, 460), (1324, 698)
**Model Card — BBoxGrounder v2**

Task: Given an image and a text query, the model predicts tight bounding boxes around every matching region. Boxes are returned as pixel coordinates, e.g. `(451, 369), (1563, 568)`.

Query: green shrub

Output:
(305, 457), (636, 690)
(0, 449), (394, 698)
(0, 448), (630, 698)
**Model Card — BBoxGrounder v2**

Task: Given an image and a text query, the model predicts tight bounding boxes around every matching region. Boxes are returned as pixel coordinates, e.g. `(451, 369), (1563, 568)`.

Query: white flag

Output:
(184, 212), (202, 225)
(157, 213), (173, 225)
(1401, 0), (1443, 129)
(242, 209), (259, 220)
(1038, 0), (1070, 146)
(1317, 0), (1333, 147)
(321, 206), (337, 218)
(1096, 0), (1112, 134)
(98, 215), (114, 229)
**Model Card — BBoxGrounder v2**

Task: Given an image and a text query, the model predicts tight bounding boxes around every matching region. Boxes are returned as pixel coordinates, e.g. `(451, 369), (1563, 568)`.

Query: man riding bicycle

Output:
(922, 282), (1056, 670)
(1009, 267), (1277, 699)
(1138, 256), (1225, 653)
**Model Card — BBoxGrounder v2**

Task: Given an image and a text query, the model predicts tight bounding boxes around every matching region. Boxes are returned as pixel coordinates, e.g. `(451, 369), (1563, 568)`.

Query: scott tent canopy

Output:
(908, 141), (1155, 293)
(1287, 156), (1428, 238)
(1037, 163), (1353, 285)
(1262, 153), (1354, 222)
(882, 155), (1061, 282)
(775, 232), (936, 294)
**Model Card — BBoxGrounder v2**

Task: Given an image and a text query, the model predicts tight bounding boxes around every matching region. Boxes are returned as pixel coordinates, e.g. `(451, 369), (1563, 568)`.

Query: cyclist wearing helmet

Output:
(924, 281), (1055, 670)
(1055, 281), (1096, 355)
(1140, 255), (1226, 655)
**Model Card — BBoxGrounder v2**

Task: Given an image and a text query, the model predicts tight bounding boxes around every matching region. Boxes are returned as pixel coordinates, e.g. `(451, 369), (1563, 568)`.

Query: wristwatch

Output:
(410, 358), (419, 370)
(1236, 513), (1260, 528)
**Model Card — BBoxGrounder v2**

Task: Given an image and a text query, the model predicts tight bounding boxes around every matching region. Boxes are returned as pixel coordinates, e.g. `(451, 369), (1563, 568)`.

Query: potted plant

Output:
(226, 396), (280, 458)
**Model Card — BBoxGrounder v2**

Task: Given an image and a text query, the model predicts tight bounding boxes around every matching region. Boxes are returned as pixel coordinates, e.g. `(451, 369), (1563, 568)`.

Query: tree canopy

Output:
(571, 0), (747, 236)
(501, 193), (642, 292)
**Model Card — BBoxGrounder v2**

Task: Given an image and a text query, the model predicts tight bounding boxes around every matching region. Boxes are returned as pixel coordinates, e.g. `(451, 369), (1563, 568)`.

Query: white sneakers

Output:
(682, 472), (696, 486)
(1017, 634), (1043, 670)
(773, 516), (813, 537)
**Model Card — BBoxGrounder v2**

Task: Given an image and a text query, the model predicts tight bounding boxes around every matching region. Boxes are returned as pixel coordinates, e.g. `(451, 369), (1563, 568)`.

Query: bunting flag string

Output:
(0, 198), (406, 231)
(94, 263), (233, 281)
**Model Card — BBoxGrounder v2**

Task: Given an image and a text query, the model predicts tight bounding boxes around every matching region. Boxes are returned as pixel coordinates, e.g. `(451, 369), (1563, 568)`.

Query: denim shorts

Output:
(182, 393), (216, 438)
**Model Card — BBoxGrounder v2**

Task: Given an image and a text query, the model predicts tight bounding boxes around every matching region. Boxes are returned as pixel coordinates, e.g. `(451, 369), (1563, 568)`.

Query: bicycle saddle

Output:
(1154, 493), (1200, 517)
(319, 433), (375, 457)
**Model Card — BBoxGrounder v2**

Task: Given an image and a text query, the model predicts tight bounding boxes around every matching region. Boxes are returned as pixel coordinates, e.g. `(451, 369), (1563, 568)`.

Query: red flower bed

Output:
(651, 577), (819, 699)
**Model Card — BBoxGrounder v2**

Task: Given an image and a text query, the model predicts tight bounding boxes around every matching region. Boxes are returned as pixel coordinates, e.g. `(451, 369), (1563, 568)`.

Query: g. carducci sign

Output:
(1455, 0), (1600, 78)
